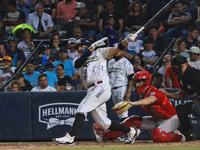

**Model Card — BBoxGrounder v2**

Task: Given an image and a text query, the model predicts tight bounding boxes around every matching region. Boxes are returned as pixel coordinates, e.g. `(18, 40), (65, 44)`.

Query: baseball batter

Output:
(95, 71), (185, 142)
(108, 51), (134, 121)
(53, 34), (141, 145)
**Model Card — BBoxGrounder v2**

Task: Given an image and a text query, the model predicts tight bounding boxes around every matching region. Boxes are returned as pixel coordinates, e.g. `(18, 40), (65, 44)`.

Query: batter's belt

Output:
(87, 81), (102, 89)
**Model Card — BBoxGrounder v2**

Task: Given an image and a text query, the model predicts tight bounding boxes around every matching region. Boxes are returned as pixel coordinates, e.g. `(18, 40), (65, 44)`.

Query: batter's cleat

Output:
(53, 133), (75, 145)
(93, 124), (104, 142)
(125, 128), (141, 144)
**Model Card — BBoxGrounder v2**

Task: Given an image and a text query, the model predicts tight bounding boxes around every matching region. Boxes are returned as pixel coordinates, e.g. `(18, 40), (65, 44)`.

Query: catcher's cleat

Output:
(93, 124), (104, 142)
(53, 133), (75, 145)
(125, 128), (141, 144)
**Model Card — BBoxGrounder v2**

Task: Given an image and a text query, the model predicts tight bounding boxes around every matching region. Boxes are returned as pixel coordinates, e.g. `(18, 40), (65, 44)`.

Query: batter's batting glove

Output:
(91, 37), (108, 49)
(125, 34), (137, 42)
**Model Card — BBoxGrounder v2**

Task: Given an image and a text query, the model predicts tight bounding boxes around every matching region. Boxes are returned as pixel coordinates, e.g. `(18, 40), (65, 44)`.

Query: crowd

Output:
(0, 0), (200, 143)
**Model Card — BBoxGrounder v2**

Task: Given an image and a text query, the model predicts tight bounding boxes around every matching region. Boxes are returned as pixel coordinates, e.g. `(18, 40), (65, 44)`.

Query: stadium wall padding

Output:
(0, 89), (199, 141)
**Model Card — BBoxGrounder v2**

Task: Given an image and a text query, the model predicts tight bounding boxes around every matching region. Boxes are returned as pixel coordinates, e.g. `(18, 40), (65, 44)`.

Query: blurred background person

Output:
(31, 73), (57, 91)
(44, 62), (58, 89)
(14, 72), (33, 91)
(173, 37), (189, 58)
(56, 64), (73, 91)
(10, 80), (21, 92)
(186, 46), (200, 69)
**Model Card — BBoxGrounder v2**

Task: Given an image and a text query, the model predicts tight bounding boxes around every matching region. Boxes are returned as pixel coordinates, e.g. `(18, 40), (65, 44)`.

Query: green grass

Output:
(42, 146), (200, 150)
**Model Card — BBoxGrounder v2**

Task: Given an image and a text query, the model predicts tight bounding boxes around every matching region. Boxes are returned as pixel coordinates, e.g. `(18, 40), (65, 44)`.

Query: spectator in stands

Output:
(0, 56), (15, 85)
(14, 72), (33, 91)
(56, 63), (73, 91)
(143, 0), (172, 25)
(31, 73), (57, 91)
(16, 0), (31, 20)
(151, 72), (164, 89)
(56, 0), (77, 38)
(49, 33), (64, 58)
(96, 0), (123, 41)
(6, 36), (25, 70)
(146, 24), (168, 57)
(123, 1), (146, 39)
(67, 37), (79, 60)
(3, 0), (25, 38)
(186, 46), (200, 69)
(26, 3), (54, 39)
(173, 37), (189, 58)
(73, 2), (97, 42)
(142, 37), (158, 68)
(73, 26), (82, 40)
(53, 47), (78, 81)
(0, 0), (7, 39)
(164, 1), (192, 38)
(23, 60), (40, 87)
(17, 28), (34, 59)
(34, 44), (57, 69)
(184, 26), (198, 50)
(105, 14), (115, 47)
(198, 37), (200, 48)
(10, 80), (21, 92)
(158, 53), (172, 88)
(0, 43), (9, 63)
(131, 53), (148, 73)
(81, 0), (103, 19)
(43, 62), (58, 89)
(41, 0), (56, 22)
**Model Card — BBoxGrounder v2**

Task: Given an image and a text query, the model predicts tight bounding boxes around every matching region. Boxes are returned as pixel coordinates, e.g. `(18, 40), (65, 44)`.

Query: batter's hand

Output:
(91, 37), (108, 49)
(125, 34), (137, 42)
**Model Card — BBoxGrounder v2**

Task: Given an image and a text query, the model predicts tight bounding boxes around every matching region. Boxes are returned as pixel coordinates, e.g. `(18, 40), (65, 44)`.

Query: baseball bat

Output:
(135, 0), (175, 35)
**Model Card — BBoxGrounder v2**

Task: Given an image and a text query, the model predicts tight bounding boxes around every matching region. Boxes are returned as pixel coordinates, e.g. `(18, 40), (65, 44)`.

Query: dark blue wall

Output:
(0, 89), (199, 141)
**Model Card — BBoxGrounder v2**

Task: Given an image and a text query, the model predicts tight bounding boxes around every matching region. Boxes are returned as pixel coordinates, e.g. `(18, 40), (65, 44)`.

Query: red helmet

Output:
(133, 71), (151, 94)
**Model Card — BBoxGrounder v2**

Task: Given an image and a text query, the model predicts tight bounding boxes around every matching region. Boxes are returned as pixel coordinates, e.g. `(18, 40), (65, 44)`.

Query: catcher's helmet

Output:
(133, 71), (151, 94)
(171, 55), (187, 75)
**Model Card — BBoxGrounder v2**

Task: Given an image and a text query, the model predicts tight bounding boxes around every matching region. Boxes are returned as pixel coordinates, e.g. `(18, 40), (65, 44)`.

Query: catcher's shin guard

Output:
(151, 128), (182, 142)
(123, 115), (143, 128)
(103, 130), (125, 141)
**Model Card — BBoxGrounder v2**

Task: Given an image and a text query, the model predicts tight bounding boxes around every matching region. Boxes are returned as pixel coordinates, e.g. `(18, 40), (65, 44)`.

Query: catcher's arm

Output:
(129, 96), (157, 106)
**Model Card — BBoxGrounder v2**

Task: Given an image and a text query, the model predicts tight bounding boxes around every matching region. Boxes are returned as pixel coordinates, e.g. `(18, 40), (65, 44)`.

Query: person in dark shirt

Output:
(161, 55), (200, 141)
(56, 63), (73, 91)
(184, 26), (199, 50)
(96, 0), (123, 41)
(14, 72), (33, 91)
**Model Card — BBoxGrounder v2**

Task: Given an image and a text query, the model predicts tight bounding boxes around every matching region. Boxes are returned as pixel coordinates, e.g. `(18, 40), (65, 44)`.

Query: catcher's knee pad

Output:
(151, 128), (182, 142)
(123, 115), (142, 128)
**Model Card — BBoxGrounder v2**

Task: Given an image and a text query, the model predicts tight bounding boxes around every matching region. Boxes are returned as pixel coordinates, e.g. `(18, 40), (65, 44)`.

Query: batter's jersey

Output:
(107, 57), (134, 88)
(73, 47), (110, 88)
(141, 86), (177, 120)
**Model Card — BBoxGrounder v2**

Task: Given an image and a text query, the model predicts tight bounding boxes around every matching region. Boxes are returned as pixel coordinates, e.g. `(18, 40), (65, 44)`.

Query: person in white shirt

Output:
(67, 37), (80, 60)
(187, 46), (200, 70)
(26, 3), (54, 39)
(31, 73), (57, 92)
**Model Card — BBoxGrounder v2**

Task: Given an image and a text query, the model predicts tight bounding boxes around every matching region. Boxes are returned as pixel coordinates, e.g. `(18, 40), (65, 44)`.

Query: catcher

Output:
(94, 71), (185, 142)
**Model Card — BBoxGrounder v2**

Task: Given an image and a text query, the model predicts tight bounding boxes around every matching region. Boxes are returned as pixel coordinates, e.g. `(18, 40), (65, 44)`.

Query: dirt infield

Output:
(0, 140), (200, 150)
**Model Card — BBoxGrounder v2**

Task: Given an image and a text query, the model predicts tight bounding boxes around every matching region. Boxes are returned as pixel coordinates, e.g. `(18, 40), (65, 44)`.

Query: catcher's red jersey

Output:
(141, 86), (177, 120)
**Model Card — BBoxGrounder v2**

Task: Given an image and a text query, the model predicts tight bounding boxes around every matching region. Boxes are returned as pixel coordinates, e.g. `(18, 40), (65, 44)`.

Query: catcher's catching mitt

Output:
(112, 100), (132, 115)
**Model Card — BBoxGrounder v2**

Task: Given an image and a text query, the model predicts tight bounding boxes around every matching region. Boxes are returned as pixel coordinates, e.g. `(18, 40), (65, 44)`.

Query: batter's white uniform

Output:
(73, 47), (112, 130)
(108, 57), (134, 119)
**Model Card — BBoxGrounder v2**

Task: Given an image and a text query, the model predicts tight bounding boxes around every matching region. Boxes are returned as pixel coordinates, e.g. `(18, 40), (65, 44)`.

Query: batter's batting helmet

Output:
(133, 71), (151, 94)
(171, 55), (188, 75)
(75, 38), (91, 53)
